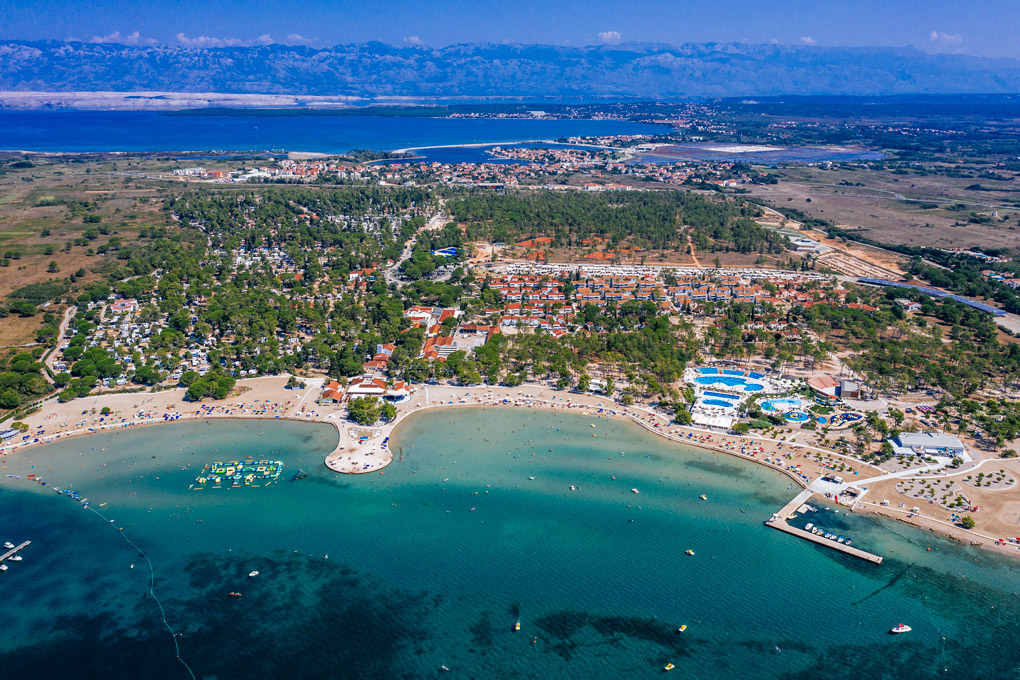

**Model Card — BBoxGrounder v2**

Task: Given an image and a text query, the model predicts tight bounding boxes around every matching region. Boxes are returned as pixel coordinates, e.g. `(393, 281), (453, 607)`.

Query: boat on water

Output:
(685, 549), (695, 556)
(9, 555), (22, 561)
(248, 570), (259, 578)
(441, 665), (450, 672)
(678, 625), (687, 632)
(3, 541), (13, 549)
(514, 620), (521, 631)
(699, 494), (707, 500)
(631, 488), (640, 494)
(0, 564), (7, 571)
(890, 624), (911, 634)
(229, 592), (242, 598)
(664, 662), (675, 671)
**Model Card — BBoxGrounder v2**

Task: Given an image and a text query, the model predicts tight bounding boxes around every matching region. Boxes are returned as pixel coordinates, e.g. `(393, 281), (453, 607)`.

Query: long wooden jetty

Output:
(0, 540), (30, 562)
(766, 491), (884, 564)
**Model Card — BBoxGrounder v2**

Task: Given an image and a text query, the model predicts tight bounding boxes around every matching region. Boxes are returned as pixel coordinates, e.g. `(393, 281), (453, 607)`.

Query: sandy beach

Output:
(5, 375), (1020, 559)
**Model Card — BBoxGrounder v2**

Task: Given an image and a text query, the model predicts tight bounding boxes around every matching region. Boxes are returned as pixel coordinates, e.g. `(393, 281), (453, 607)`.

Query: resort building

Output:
(890, 432), (966, 458)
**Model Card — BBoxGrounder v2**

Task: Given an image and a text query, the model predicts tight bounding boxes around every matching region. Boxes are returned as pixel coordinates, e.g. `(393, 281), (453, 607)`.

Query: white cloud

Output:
(89, 30), (156, 46)
(929, 30), (963, 45)
(175, 33), (275, 48)
(285, 34), (315, 45)
(598, 30), (622, 45)
(927, 30), (965, 54)
(798, 36), (817, 46)
(404, 35), (426, 47)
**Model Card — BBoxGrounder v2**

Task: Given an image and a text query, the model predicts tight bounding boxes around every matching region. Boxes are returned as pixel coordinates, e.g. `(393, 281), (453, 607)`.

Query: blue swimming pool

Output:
(760, 398), (803, 412)
(785, 411), (811, 422)
(697, 367), (719, 374)
(702, 399), (737, 408)
(722, 369), (744, 376)
(694, 376), (764, 392)
(747, 371), (765, 380)
(703, 391), (740, 400)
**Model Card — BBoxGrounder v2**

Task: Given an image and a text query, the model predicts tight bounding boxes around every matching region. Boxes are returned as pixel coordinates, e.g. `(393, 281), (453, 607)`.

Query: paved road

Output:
(384, 207), (450, 286)
(42, 305), (77, 384)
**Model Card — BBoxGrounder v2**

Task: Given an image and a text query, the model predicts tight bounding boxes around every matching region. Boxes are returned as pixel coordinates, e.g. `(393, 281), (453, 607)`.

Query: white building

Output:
(890, 432), (966, 458)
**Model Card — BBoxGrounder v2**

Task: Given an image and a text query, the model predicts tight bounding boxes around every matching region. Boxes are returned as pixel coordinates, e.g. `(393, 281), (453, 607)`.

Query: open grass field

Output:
(744, 165), (1020, 251)
(0, 154), (170, 298)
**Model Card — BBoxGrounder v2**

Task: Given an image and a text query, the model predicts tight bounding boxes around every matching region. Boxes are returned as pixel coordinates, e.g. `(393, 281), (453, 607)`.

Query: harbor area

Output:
(766, 489), (884, 564)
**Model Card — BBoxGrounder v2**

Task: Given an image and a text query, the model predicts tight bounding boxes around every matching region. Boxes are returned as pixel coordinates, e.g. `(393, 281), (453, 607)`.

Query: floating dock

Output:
(1, 540), (30, 563)
(766, 490), (883, 564)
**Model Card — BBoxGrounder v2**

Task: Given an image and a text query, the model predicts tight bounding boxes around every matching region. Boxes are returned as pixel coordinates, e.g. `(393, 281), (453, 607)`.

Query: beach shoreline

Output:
(4, 375), (1019, 559)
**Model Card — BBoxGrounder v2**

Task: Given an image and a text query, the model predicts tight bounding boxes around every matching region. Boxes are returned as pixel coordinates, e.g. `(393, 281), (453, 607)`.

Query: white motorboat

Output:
(890, 624), (911, 634)
(0, 564), (7, 571)
(248, 570), (259, 578)
(631, 488), (640, 494)
(9, 555), (22, 561)
(3, 542), (13, 549)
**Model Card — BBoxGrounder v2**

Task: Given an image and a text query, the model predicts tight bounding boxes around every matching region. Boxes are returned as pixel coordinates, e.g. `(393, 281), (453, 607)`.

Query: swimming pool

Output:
(697, 367), (719, 375)
(785, 411), (811, 422)
(722, 369), (744, 376)
(747, 371), (765, 380)
(760, 398), (802, 412)
(694, 376), (764, 392)
(701, 399), (738, 408)
(703, 391), (741, 400)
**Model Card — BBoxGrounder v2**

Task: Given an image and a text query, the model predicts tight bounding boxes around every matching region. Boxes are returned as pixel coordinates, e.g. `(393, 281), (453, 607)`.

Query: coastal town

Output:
(4, 106), (1020, 571)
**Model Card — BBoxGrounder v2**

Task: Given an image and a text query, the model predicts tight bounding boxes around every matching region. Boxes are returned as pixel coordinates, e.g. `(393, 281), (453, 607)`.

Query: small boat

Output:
(0, 564), (7, 571)
(248, 570), (259, 578)
(685, 549), (695, 556)
(229, 592), (242, 598)
(9, 555), (22, 561)
(890, 624), (911, 634)
(664, 662), (675, 671)
(514, 620), (521, 631)
(631, 488), (640, 494)
(678, 624), (687, 632)
(3, 542), (13, 549)
(528, 476), (535, 480)
(441, 665), (450, 672)
(699, 494), (707, 500)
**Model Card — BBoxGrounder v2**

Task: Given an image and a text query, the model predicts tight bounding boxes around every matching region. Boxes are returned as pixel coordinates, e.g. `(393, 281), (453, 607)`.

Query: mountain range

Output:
(3, 40), (1020, 101)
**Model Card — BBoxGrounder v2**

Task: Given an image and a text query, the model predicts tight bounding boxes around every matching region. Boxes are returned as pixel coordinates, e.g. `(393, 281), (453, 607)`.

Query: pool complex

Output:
(694, 375), (764, 392)
(760, 398), (803, 412)
(785, 411), (811, 422)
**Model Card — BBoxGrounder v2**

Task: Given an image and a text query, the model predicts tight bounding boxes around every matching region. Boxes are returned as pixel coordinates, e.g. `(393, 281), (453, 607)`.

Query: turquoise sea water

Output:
(1, 410), (1019, 679)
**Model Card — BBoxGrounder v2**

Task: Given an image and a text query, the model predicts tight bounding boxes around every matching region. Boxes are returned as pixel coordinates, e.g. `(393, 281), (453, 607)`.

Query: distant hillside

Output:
(3, 40), (1020, 101)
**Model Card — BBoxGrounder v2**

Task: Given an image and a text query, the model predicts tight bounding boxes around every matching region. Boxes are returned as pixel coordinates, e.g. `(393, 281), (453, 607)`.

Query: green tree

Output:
(0, 388), (21, 409)
(960, 515), (976, 530)
(347, 396), (381, 426)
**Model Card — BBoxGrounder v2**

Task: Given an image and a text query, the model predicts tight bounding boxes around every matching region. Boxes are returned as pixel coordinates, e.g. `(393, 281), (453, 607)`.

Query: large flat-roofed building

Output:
(890, 432), (965, 457)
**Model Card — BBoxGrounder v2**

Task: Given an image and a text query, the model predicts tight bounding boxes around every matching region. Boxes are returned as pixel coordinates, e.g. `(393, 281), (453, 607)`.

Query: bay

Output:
(0, 409), (1018, 679)
(0, 111), (667, 154)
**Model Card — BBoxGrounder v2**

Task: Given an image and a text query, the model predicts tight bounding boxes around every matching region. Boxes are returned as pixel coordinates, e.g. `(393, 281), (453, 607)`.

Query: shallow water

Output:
(1, 410), (1018, 679)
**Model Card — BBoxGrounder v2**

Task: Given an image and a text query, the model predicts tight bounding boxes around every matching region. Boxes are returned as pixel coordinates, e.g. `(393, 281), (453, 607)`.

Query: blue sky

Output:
(3, 0), (1019, 58)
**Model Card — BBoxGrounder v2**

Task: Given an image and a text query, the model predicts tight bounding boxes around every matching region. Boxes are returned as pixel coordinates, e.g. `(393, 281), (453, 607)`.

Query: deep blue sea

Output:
(1, 410), (1019, 679)
(0, 111), (668, 154)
